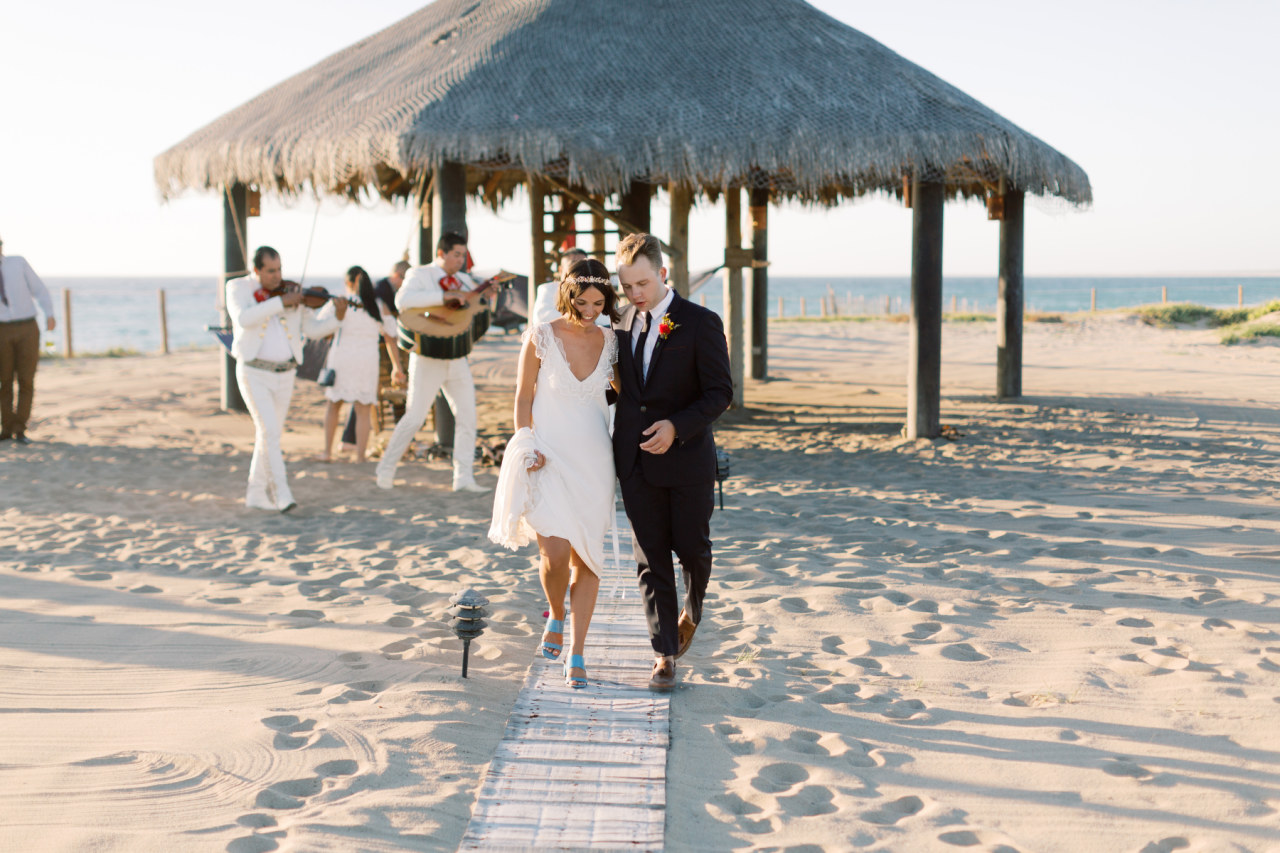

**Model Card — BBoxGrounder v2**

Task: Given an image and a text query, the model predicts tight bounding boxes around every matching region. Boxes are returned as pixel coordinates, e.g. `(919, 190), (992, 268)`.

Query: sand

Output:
(2, 315), (1278, 852)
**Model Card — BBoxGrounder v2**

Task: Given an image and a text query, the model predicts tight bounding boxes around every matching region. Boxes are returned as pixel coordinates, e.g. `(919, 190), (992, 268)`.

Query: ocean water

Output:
(37, 275), (1280, 355)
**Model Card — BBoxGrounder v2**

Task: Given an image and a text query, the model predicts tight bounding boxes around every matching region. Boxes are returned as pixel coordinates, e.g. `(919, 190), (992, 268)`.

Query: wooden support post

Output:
(723, 187), (745, 408)
(620, 181), (651, 234)
(951, 294), (957, 315)
(907, 180), (944, 439)
(433, 161), (467, 241)
(431, 160), (467, 449)
(1161, 285), (1168, 304)
(749, 188), (768, 380)
(1239, 284), (1244, 307)
(529, 177), (549, 311)
(800, 297), (806, 317)
(591, 195), (607, 261)
(884, 294), (891, 316)
(158, 289), (169, 355)
(996, 189), (1025, 400)
(222, 182), (248, 412)
(668, 183), (691, 296)
(777, 296), (784, 319)
(62, 288), (73, 358)
(417, 173), (434, 265)
(1091, 287), (1097, 313)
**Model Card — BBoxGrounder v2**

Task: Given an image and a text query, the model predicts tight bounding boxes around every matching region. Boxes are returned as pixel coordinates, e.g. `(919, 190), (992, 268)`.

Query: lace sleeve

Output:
(522, 323), (552, 360)
(605, 328), (619, 365)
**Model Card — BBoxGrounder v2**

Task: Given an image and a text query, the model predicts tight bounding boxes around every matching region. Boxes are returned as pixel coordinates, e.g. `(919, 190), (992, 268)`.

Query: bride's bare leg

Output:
(536, 534), (571, 655)
(567, 549), (600, 678)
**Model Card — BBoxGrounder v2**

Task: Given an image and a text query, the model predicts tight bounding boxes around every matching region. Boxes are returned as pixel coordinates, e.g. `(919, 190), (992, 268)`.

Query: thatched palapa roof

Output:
(154, 0), (1091, 206)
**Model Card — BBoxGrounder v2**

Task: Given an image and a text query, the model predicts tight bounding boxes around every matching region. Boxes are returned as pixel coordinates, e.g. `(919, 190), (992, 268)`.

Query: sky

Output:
(3, 0), (1277, 279)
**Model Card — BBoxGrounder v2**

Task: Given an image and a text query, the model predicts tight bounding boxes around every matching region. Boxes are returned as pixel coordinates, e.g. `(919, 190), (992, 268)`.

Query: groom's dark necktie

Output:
(633, 311), (651, 384)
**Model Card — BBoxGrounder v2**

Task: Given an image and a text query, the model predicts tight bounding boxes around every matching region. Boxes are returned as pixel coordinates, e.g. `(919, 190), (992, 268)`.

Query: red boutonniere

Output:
(657, 314), (679, 339)
(253, 288), (271, 303)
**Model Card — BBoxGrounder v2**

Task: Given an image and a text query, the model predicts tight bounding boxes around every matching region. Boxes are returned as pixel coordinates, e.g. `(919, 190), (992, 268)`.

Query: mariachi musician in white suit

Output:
(375, 231), (487, 493)
(227, 246), (344, 513)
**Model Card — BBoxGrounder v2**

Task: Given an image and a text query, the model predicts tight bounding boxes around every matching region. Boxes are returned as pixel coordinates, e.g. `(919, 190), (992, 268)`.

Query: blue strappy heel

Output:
(564, 654), (587, 689)
(540, 618), (564, 660)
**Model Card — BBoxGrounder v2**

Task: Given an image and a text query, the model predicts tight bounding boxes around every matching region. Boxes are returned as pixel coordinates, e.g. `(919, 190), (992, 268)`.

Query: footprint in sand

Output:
(208, 596), (241, 605)
(941, 643), (989, 662)
(231, 759), (358, 851)
(779, 597), (812, 613)
(881, 698), (928, 721)
(380, 638), (421, 660)
(861, 795), (924, 825)
(782, 730), (830, 757)
(750, 762), (809, 794)
(385, 615), (415, 628)
(1103, 757), (1153, 780)
(904, 622), (941, 641)
(130, 585), (162, 594)
(261, 715), (319, 750)
(337, 652), (369, 670)
(808, 682), (861, 707)
(329, 680), (385, 705)
(1139, 837), (1190, 852)
(778, 784), (838, 817)
(839, 737), (884, 768)
(820, 636), (846, 655)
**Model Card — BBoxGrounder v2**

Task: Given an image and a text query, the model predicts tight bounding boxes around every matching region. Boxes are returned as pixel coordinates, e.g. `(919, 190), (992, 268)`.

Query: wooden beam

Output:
(723, 187), (745, 409)
(542, 177), (683, 260)
(907, 180), (944, 439)
(997, 189), (1025, 399)
(749, 188), (769, 380)
(668, 183), (691, 296)
(221, 182), (248, 412)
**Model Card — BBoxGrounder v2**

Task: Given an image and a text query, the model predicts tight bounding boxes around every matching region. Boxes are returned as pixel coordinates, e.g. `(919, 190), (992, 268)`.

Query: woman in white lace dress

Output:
(489, 258), (620, 689)
(319, 266), (404, 462)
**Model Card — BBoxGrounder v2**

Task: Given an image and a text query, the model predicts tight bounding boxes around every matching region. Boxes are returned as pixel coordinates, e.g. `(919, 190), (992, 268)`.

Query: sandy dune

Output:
(2, 316), (1278, 851)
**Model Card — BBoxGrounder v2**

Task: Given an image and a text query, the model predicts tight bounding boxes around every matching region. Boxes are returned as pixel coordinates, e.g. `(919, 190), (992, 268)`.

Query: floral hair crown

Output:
(569, 275), (611, 286)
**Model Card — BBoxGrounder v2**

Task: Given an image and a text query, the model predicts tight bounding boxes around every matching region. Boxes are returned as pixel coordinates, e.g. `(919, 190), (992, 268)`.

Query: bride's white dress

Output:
(489, 322), (618, 573)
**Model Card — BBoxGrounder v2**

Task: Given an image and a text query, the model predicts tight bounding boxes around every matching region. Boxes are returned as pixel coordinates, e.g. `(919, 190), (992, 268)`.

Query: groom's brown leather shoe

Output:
(675, 610), (697, 659)
(648, 656), (676, 691)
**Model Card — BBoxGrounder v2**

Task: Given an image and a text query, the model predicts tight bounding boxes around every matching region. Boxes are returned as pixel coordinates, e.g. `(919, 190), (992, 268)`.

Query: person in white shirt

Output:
(375, 232), (487, 492)
(0, 237), (56, 445)
(530, 247), (615, 329)
(226, 246), (343, 512)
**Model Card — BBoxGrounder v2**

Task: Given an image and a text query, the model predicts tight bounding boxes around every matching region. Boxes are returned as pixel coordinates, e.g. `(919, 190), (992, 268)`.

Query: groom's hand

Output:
(640, 420), (676, 455)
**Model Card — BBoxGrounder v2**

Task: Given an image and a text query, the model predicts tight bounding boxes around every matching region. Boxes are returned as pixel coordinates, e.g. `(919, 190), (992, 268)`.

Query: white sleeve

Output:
(20, 259), (54, 318)
(226, 278), (283, 329)
(396, 267), (449, 311)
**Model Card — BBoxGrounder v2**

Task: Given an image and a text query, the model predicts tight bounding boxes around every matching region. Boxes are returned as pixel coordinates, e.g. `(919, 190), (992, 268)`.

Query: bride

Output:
(489, 258), (619, 689)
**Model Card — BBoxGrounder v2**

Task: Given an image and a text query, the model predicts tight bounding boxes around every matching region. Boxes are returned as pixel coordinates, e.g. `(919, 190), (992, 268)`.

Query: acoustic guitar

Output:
(397, 273), (516, 360)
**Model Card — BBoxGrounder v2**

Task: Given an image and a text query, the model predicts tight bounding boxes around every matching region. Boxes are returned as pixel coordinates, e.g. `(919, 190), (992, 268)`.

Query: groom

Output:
(614, 233), (733, 691)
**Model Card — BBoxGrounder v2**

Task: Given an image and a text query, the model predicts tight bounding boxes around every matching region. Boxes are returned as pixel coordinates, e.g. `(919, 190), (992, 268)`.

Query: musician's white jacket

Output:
(226, 272), (339, 363)
(395, 262), (476, 316)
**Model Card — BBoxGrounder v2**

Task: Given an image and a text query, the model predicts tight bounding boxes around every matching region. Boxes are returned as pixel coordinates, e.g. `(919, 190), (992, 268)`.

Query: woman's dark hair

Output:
(252, 245), (279, 271)
(557, 258), (620, 324)
(346, 265), (381, 322)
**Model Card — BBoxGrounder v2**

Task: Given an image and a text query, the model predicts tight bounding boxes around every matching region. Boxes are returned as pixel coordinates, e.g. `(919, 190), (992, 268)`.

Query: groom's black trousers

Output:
(620, 470), (715, 657)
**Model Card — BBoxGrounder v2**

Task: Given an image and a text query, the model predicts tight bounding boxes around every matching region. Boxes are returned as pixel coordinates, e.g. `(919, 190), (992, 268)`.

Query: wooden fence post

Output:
(158, 289), (169, 354)
(62, 289), (73, 358)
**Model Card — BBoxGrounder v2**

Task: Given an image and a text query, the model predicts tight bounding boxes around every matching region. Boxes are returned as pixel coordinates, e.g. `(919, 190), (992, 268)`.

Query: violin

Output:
(256, 280), (358, 309)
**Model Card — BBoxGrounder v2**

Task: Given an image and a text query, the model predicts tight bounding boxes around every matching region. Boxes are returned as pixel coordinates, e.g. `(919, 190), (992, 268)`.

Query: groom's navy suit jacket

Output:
(613, 291), (733, 487)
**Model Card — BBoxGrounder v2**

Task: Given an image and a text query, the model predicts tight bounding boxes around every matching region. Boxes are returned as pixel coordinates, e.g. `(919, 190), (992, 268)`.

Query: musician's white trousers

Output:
(236, 363), (296, 509)
(376, 354), (477, 486)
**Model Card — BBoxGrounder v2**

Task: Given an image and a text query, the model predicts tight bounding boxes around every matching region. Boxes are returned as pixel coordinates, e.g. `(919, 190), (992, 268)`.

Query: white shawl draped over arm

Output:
(487, 427), (542, 550)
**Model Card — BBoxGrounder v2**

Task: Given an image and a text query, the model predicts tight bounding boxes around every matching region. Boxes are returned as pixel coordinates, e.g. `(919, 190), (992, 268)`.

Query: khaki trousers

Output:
(0, 318), (40, 438)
